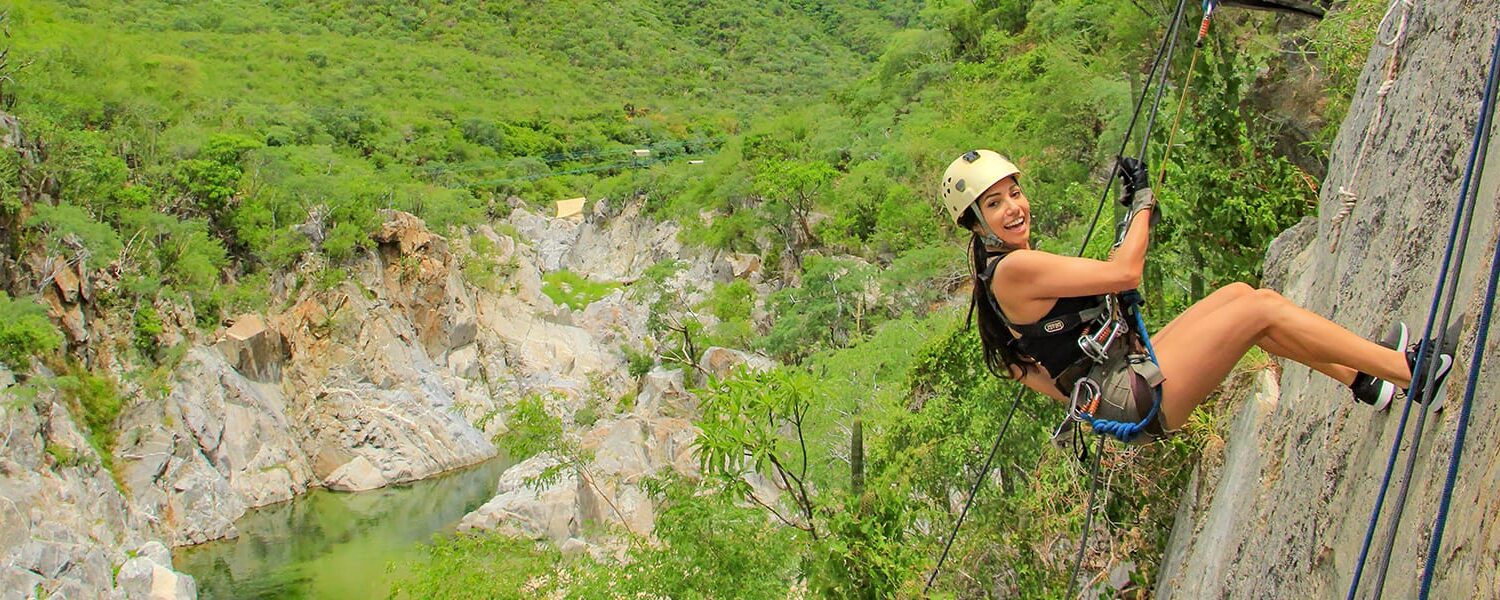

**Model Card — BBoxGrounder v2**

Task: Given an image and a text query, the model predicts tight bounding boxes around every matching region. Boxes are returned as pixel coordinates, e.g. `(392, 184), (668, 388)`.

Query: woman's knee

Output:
(1214, 282), (1254, 301)
(1252, 287), (1288, 305)
(1222, 282), (1254, 296)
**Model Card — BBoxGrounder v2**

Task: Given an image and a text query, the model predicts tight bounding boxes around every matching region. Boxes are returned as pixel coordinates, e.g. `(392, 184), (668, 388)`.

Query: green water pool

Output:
(176, 457), (510, 599)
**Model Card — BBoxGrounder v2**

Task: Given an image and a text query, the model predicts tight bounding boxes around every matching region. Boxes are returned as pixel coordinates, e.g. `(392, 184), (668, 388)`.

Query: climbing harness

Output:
(1331, 0), (1417, 248)
(1346, 27), (1497, 600)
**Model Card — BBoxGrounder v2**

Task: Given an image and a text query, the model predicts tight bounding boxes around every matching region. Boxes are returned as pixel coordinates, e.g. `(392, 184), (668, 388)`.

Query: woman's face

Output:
(975, 176), (1031, 249)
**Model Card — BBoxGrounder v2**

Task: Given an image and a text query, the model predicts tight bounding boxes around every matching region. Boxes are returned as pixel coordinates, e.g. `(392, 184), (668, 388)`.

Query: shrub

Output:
(0, 293), (63, 371)
(540, 270), (620, 311)
(55, 366), (122, 470)
(387, 532), (559, 599)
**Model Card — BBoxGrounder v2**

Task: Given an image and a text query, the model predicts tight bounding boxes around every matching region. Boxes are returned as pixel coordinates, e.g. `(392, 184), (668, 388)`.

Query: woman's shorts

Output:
(1090, 353), (1168, 444)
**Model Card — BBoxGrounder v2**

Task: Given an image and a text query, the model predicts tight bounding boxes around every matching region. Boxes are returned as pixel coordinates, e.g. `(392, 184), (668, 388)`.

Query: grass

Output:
(540, 270), (620, 311)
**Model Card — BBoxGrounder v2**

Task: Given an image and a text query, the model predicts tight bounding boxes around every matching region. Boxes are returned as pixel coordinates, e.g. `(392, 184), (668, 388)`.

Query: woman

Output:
(940, 149), (1455, 440)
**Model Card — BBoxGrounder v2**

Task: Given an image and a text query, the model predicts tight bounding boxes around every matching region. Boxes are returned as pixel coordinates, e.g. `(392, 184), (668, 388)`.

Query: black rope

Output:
(1065, 445), (1105, 599)
(923, 387), (1023, 592)
(1078, 0), (1191, 255)
(922, 1), (1190, 592)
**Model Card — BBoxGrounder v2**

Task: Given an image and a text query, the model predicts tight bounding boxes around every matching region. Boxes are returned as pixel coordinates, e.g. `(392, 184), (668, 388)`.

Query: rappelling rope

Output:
(1345, 25), (1495, 600)
(1415, 28), (1499, 600)
(1330, 0), (1416, 249)
(1064, 446), (1104, 600)
(923, 2), (1190, 593)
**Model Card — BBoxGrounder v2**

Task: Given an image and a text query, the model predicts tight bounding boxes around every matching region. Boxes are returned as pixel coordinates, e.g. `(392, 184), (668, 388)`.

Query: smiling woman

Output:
(942, 149), (1458, 441)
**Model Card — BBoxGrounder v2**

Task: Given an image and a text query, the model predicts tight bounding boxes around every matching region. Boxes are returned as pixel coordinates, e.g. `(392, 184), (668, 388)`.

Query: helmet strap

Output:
(971, 204), (1008, 251)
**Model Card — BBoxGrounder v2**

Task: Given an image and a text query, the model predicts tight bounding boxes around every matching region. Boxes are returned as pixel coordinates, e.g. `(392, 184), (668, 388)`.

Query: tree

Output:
(753, 159), (837, 268)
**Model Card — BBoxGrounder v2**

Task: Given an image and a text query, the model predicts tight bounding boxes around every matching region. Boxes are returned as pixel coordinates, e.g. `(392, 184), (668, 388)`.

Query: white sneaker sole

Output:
(1371, 323), (1410, 411)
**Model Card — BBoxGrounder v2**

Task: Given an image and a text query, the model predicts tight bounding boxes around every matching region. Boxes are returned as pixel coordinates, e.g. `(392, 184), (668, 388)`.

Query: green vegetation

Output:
(386, 532), (560, 600)
(540, 270), (621, 311)
(0, 292), (62, 371)
(54, 365), (123, 473)
(3, 0), (905, 341)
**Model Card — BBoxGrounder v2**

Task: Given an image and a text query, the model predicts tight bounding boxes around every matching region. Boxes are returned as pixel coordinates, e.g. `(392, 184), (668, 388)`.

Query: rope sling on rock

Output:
(923, 0), (1190, 594)
(1330, 0), (1417, 249)
(1346, 26), (1500, 600)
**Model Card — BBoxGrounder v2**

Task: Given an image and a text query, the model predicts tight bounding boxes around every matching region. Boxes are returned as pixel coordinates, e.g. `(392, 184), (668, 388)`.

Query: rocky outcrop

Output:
(115, 542), (196, 600)
(698, 346), (777, 382)
(0, 388), (196, 599)
(1157, 2), (1500, 597)
(458, 413), (700, 551)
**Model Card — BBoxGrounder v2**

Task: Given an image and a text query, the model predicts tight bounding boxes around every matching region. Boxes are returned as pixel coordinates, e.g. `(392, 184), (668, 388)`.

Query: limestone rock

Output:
(573, 290), (648, 347)
(725, 252), (763, 281)
(324, 455), (389, 492)
(459, 454), (581, 544)
(635, 367), (695, 417)
(1156, 5), (1500, 597)
(215, 313), (288, 382)
(115, 555), (196, 600)
(0, 391), (172, 598)
(698, 347), (776, 382)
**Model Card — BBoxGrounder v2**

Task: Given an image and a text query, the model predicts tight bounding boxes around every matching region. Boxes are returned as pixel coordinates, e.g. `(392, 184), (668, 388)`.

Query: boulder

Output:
(698, 347), (776, 382)
(635, 367), (694, 417)
(459, 454), (581, 544)
(324, 455), (389, 492)
(115, 555), (196, 600)
(726, 252), (763, 280)
(215, 313), (288, 382)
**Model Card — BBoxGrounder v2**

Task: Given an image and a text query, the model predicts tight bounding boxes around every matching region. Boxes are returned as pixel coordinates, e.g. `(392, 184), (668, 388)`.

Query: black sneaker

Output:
(1404, 317), (1464, 408)
(1353, 322), (1408, 410)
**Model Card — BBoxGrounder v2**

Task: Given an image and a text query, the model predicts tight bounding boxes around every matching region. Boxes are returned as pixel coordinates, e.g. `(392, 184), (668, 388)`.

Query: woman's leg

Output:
(1151, 288), (1409, 430)
(1153, 283), (1355, 385)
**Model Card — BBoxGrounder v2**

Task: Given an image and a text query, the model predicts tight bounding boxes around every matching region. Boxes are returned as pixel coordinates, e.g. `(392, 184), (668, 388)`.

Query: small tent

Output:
(556, 197), (587, 219)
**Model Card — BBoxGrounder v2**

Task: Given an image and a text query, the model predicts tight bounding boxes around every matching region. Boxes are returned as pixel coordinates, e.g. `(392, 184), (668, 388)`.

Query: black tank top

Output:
(982, 254), (1094, 376)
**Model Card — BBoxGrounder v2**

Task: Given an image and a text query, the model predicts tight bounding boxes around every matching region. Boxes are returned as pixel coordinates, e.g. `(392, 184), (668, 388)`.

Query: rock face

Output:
(1157, 2), (1500, 597)
(458, 414), (700, 550)
(3, 148), (739, 595)
(0, 390), (196, 599)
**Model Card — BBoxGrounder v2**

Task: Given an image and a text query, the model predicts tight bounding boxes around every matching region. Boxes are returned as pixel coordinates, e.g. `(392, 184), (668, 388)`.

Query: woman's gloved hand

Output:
(1117, 156), (1150, 206)
(1114, 156), (1159, 227)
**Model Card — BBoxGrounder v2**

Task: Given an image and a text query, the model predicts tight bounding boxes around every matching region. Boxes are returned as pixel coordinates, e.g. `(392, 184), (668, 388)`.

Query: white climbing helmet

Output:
(940, 149), (1021, 224)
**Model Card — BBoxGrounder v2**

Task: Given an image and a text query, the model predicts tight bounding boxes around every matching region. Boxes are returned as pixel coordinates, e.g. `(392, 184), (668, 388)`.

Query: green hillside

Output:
(1, 0), (918, 323)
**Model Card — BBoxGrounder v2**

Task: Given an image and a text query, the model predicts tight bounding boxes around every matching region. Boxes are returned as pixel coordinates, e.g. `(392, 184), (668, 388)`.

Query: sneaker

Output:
(1404, 317), (1464, 408)
(1353, 322), (1408, 410)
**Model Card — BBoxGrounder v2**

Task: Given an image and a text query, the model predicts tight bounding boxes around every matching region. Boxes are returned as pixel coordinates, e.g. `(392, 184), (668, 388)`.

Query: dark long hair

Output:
(960, 210), (1034, 380)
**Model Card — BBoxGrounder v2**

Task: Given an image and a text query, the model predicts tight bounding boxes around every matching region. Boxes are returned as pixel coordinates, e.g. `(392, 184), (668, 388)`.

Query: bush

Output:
(623, 345), (655, 379)
(0, 293), (63, 371)
(387, 532), (559, 599)
(540, 270), (620, 311)
(55, 366), (123, 471)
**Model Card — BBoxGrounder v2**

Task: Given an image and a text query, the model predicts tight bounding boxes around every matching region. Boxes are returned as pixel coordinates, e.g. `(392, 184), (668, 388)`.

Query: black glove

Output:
(1117, 156), (1150, 206)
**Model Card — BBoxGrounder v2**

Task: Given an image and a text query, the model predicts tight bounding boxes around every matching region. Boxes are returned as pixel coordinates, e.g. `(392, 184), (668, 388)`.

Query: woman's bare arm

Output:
(1011, 365), (1068, 403)
(993, 207), (1153, 300)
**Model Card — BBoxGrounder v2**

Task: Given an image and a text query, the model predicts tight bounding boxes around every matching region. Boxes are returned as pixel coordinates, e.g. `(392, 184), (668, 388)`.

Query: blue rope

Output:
(1420, 176), (1500, 599)
(1084, 302), (1164, 443)
(1418, 29), (1500, 599)
(1347, 27), (1500, 600)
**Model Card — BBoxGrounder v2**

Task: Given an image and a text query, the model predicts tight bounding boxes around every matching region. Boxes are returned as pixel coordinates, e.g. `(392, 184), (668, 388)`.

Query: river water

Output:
(177, 457), (511, 599)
